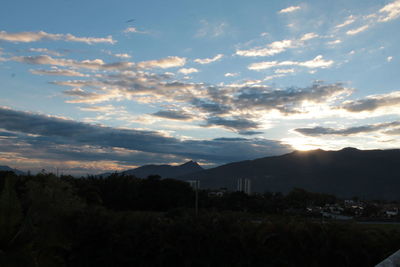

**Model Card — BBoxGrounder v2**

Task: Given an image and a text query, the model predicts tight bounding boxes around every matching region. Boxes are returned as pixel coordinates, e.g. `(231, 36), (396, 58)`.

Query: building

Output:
(237, 178), (251, 195)
(187, 180), (200, 190)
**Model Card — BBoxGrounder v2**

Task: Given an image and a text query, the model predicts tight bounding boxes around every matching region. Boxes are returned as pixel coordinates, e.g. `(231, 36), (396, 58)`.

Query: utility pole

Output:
(195, 180), (199, 217)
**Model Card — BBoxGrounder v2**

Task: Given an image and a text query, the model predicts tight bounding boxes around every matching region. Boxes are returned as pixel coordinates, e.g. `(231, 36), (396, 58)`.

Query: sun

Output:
(283, 137), (321, 151)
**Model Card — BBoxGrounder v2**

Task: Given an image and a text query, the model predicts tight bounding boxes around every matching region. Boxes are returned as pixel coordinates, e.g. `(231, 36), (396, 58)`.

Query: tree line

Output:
(0, 171), (399, 266)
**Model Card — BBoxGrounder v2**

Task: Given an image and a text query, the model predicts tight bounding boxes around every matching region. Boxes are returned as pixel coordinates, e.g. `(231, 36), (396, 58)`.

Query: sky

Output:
(0, 0), (400, 174)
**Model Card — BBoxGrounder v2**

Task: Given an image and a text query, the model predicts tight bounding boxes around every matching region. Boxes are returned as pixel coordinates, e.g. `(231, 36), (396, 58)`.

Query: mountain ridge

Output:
(0, 165), (25, 175)
(177, 147), (400, 200)
(115, 160), (204, 178)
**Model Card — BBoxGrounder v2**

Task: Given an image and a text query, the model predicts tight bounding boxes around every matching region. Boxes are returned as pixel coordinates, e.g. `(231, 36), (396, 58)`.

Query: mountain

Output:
(119, 161), (204, 178)
(178, 148), (400, 200)
(0, 165), (25, 175)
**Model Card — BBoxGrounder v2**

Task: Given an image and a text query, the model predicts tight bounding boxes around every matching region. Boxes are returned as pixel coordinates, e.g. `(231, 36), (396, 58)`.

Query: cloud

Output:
(194, 54), (224, 64)
(341, 91), (400, 112)
(236, 33), (318, 57)
(124, 27), (139, 33)
(346, 25), (369, 35)
(178, 68), (198, 74)
(195, 20), (228, 38)
(114, 53), (131, 59)
(78, 105), (117, 112)
(0, 30), (116, 44)
(237, 130), (264, 136)
(332, 1), (400, 38)
(151, 109), (193, 120)
(335, 15), (356, 29)
(137, 56), (186, 69)
(327, 39), (342, 45)
(300, 32), (319, 41)
(248, 55), (334, 70)
(224, 72), (239, 77)
(51, 68), (351, 132)
(204, 116), (260, 132)
(274, 68), (295, 74)
(387, 56), (393, 62)
(123, 27), (148, 35)
(233, 82), (351, 114)
(30, 68), (89, 77)
(378, 0), (400, 22)
(63, 34), (115, 44)
(12, 55), (133, 70)
(278, 6), (301, 14)
(237, 40), (294, 57)
(28, 48), (63, 57)
(0, 106), (291, 166)
(295, 121), (400, 136)
(53, 71), (201, 105)
(62, 88), (124, 104)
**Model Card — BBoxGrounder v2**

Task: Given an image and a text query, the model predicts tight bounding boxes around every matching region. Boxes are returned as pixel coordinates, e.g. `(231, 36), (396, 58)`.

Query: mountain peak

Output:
(119, 160), (203, 178)
(181, 160), (202, 168)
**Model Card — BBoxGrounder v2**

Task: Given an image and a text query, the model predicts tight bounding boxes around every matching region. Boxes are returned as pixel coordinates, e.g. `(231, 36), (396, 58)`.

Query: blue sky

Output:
(1, 0), (400, 174)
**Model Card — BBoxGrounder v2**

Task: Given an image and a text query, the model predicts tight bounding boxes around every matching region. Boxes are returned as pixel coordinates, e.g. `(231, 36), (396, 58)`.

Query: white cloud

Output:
(248, 55), (334, 70)
(274, 68), (295, 74)
(342, 91), (400, 113)
(264, 74), (285, 81)
(123, 27), (147, 34)
(300, 32), (319, 41)
(237, 40), (294, 57)
(194, 54), (223, 64)
(327, 39), (342, 45)
(30, 68), (89, 77)
(137, 56), (186, 69)
(279, 6), (301, 14)
(124, 27), (139, 33)
(63, 34), (115, 44)
(346, 25), (369, 35)
(12, 55), (133, 70)
(378, 0), (400, 22)
(387, 56), (393, 62)
(224, 72), (239, 77)
(300, 55), (334, 68)
(236, 33), (318, 57)
(195, 20), (228, 38)
(28, 48), (63, 57)
(0, 30), (116, 44)
(335, 15), (356, 28)
(178, 68), (199, 74)
(114, 53), (131, 59)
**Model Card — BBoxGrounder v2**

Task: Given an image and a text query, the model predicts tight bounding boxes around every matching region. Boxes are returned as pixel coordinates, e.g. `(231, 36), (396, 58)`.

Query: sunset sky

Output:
(1, 0), (400, 174)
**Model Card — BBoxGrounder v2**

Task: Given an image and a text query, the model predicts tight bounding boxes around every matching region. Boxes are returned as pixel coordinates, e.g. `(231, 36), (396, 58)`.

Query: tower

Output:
(237, 178), (251, 195)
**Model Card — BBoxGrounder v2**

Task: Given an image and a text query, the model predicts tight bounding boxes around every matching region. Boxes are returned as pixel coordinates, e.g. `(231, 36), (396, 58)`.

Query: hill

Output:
(0, 165), (25, 175)
(119, 160), (204, 178)
(178, 148), (400, 200)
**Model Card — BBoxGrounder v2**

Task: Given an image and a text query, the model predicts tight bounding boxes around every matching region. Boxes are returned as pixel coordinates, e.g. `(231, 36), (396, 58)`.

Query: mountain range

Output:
(177, 148), (400, 200)
(0, 165), (25, 175)
(117, 160), (204, 178)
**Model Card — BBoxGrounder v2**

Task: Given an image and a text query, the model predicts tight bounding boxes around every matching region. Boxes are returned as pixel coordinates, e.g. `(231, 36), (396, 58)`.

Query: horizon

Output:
(3, 146), (399, 176)
(1, 0), (400, 175)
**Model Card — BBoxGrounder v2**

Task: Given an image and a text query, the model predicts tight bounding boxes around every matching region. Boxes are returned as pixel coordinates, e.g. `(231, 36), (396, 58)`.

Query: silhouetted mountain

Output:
(179, 148), (400, 200)
(119, 161), (203, 178)
(0, 165), (25, 175)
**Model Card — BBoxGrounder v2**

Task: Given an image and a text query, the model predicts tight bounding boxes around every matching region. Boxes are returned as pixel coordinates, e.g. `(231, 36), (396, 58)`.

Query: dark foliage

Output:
(0, 171), (399, 267)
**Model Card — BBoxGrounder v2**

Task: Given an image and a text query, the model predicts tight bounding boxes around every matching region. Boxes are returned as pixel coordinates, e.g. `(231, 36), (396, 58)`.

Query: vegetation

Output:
(0, 171), (399, 266)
